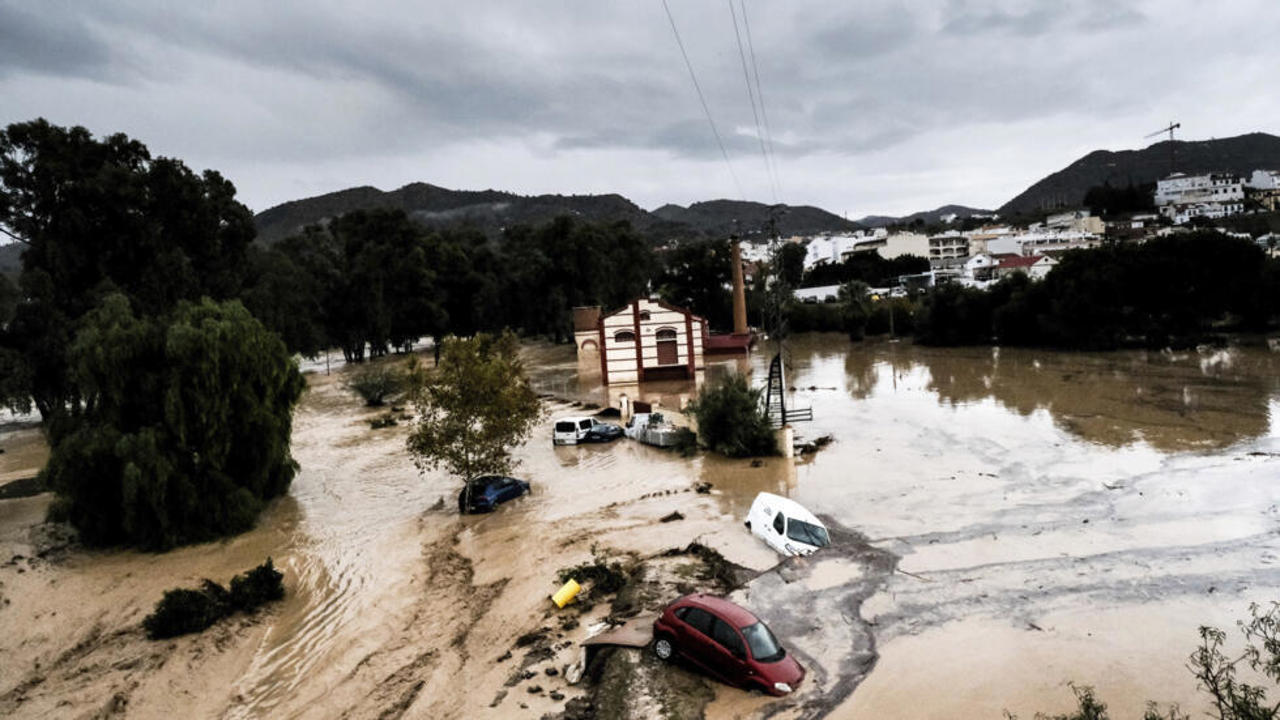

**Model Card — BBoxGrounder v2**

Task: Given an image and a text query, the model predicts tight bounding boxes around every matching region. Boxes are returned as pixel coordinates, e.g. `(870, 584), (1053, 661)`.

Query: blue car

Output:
(458, 475), (531, 514)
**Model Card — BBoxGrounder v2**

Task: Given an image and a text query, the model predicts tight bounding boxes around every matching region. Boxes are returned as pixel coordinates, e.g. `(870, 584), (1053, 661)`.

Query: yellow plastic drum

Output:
(552, 579), (581, 608)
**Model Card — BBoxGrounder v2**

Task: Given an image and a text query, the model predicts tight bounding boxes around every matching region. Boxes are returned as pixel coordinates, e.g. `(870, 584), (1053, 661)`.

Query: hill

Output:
(253, 182), (654, 245)
(855, 204), (993, 228)
(999, 132), (1280, 216)
(652, 199), (859, 238)
(253, 183), (859, 245)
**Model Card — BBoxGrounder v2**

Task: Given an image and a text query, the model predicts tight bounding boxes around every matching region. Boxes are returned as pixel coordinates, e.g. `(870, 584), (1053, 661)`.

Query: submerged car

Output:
(745, 492), (830, 557)
(553, 416), (623, 445)
(652, 593), (805, 696)
(457, 475), (531, 514)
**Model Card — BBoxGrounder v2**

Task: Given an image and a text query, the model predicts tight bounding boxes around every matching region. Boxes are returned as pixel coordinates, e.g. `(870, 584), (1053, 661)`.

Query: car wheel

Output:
(653, 635), (675, 661)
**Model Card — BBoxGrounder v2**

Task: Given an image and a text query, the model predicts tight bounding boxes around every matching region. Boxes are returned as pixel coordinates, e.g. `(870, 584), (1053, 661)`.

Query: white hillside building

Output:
(1155, 172), (1245, 224)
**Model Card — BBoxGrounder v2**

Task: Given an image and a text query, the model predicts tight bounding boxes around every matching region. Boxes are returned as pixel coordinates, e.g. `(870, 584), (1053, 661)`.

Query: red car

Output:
(651, 593), (805, 696)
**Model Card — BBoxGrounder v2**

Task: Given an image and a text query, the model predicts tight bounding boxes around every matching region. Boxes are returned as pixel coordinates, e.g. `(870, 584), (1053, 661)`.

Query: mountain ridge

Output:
(253, 183), (859, 244)
(998, 132), (1280, 215)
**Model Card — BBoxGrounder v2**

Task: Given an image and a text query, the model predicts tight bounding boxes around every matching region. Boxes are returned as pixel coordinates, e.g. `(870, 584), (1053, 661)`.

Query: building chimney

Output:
(730, 239), (748, 335)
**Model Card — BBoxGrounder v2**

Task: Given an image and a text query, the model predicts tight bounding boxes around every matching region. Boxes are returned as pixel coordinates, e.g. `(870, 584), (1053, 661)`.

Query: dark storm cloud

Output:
(0, 2), (113, 79)
(0, 1), (1274, 214)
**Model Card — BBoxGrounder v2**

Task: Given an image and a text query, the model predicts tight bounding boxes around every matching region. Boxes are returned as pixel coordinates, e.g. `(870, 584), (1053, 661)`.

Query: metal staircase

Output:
(764, 353), (811, 427)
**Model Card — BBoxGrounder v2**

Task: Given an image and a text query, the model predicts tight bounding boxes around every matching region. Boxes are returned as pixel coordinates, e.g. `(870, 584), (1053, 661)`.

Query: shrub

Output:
(142, 559), (285, 640)
(228, 558), (286, 612)
(344, 363), (406, 407)
(686, 373), (778, 458)
(143, 581), (231, 640)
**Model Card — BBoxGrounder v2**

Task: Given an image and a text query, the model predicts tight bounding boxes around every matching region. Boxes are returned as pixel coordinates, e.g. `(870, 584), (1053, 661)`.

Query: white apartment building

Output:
(1155, 172), (1245, 224)
(1045, 209), (1105, 234)
(1246, 170), (1280, 190)
(803, 234), (863, 270)
(928, 233), (969, 266)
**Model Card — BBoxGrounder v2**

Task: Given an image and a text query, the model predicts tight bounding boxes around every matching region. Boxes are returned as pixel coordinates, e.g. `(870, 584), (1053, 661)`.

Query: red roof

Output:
(997, 255), (1047, 269)
(676, 593), (760, 628)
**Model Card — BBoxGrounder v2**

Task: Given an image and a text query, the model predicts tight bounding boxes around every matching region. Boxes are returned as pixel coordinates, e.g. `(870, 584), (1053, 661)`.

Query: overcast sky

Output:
(2, 1), (1277, 219)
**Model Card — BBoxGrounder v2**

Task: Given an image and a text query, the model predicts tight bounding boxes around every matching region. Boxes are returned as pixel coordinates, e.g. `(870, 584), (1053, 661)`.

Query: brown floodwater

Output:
(3, 335), (1280, 719)
(534, 334), (1280, 717)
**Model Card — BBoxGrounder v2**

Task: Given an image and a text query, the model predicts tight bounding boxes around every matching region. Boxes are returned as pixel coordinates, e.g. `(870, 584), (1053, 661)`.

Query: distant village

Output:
(763, 168), (1280, 301)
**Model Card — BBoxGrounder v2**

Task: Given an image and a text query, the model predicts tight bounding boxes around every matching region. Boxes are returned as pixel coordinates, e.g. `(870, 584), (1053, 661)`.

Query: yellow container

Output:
(552, 579), (581, 608)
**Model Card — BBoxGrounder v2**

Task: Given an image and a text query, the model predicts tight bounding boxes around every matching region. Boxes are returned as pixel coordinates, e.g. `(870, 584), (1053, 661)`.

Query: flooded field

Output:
(1, 334), (1278, 718)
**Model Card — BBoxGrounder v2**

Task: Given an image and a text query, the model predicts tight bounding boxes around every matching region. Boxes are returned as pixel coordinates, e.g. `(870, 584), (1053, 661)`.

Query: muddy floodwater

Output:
(2, 334), (1279, 719)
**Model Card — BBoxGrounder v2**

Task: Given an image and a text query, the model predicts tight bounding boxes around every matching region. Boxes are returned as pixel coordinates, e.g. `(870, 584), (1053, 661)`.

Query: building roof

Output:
(600, 297), (706, 324)
(998, 254), (1050, 269)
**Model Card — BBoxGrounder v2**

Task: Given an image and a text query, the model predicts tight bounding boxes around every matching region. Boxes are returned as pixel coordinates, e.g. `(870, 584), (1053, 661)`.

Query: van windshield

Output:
(741, 622), (785, 663)
(555, 422), (576, 432)
(786, 518), (830, 547)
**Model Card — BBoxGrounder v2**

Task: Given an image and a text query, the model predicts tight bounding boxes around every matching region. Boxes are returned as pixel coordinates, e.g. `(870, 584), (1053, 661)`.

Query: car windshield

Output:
(741, 622), (785, 663)
(786, 518), (830, 547)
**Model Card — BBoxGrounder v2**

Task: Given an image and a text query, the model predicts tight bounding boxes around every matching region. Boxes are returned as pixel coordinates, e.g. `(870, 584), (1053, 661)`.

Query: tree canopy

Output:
(42, 295), (304, 549)
(0, 119), (255, 425)
(405, 331), (542, 483)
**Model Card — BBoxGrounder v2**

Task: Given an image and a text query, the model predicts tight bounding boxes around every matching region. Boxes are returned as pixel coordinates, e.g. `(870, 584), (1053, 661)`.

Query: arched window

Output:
(655, 328), (678, 340)
(638, 311), (651, 321)
(613, 330), (636, 343)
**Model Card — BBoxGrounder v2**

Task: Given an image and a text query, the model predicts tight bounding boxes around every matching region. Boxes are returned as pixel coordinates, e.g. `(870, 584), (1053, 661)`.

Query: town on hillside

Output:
(764, 168), (1280, 301)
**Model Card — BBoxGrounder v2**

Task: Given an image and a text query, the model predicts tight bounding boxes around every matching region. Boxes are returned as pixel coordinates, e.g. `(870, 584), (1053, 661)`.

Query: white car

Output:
(745, 492), (830, 557)
(553, 416), (623, 445)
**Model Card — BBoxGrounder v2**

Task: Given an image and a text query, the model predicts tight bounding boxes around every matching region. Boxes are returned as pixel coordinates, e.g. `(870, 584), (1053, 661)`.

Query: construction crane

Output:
(1145, 121), (1181, 175)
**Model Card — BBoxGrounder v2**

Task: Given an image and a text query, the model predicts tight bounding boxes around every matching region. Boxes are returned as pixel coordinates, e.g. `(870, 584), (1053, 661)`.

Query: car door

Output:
(578, 419), (593, 441)
(767, 511), (788, 554)
(498, 477), (519, 503)
(708, 616), (753, 686)
(674, 607), (718, 673)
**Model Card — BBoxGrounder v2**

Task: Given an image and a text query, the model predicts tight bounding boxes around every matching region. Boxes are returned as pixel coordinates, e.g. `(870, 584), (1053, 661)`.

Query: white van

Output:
(553, 416), (622, 445)
(745, 492), (830, 557)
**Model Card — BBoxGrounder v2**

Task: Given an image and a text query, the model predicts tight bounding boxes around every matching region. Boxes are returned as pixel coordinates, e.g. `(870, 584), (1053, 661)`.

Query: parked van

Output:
(553, 416), (623, 445)
(745, 492), (830, 557)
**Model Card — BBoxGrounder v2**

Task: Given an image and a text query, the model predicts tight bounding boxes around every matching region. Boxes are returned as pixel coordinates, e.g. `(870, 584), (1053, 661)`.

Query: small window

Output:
(555, 421), (576, 432)
(683, 607), (714, 637)
(712, 618), (747, 659)
(638, 311), (651, 321)
(655, 328), (678, 341)
(773, 512), (785, 535)
(579, 420), (592, 430)
(614, 330), (636, 343)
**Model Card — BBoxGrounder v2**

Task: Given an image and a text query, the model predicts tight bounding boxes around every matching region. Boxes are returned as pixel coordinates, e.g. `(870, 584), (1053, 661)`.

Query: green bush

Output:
(686, 373), (778, 458)
(228, 558), (286, 612)
(344, 363), (406, 407)
(143, 559), (285, 640)
(143, 581), (231, 640)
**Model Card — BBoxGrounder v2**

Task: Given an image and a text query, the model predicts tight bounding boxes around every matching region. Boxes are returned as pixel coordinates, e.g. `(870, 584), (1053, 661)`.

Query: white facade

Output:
(794, 285), (841, 303)
(1246, 170), (1280, 190)
(1155, 172), (1245, 224)
(876, 232), (930, 260)
(575, 298), (706, 385)
(1155, 173), (1244, 205)
(1045, 210), (1105, 234)
(928, 233), (969, 264)
(803, 234), (863, 269)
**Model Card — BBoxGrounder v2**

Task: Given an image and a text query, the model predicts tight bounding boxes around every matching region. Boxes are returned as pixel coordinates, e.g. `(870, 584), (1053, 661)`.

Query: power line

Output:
(739, 0), (781, 200)
(728, 0), (776, 202)
(660, 0), (744, 201)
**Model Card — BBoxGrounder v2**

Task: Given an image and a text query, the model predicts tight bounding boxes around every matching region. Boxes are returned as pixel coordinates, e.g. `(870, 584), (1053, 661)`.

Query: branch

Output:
(0, 224), (28, 245)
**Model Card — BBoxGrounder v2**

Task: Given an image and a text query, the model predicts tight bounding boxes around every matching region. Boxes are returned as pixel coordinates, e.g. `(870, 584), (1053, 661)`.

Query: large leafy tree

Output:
(406, 331), (541, 485)
(0, 119), (255, 424)
(658, 239), (734, 331)
(42, 294), (305, 549)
